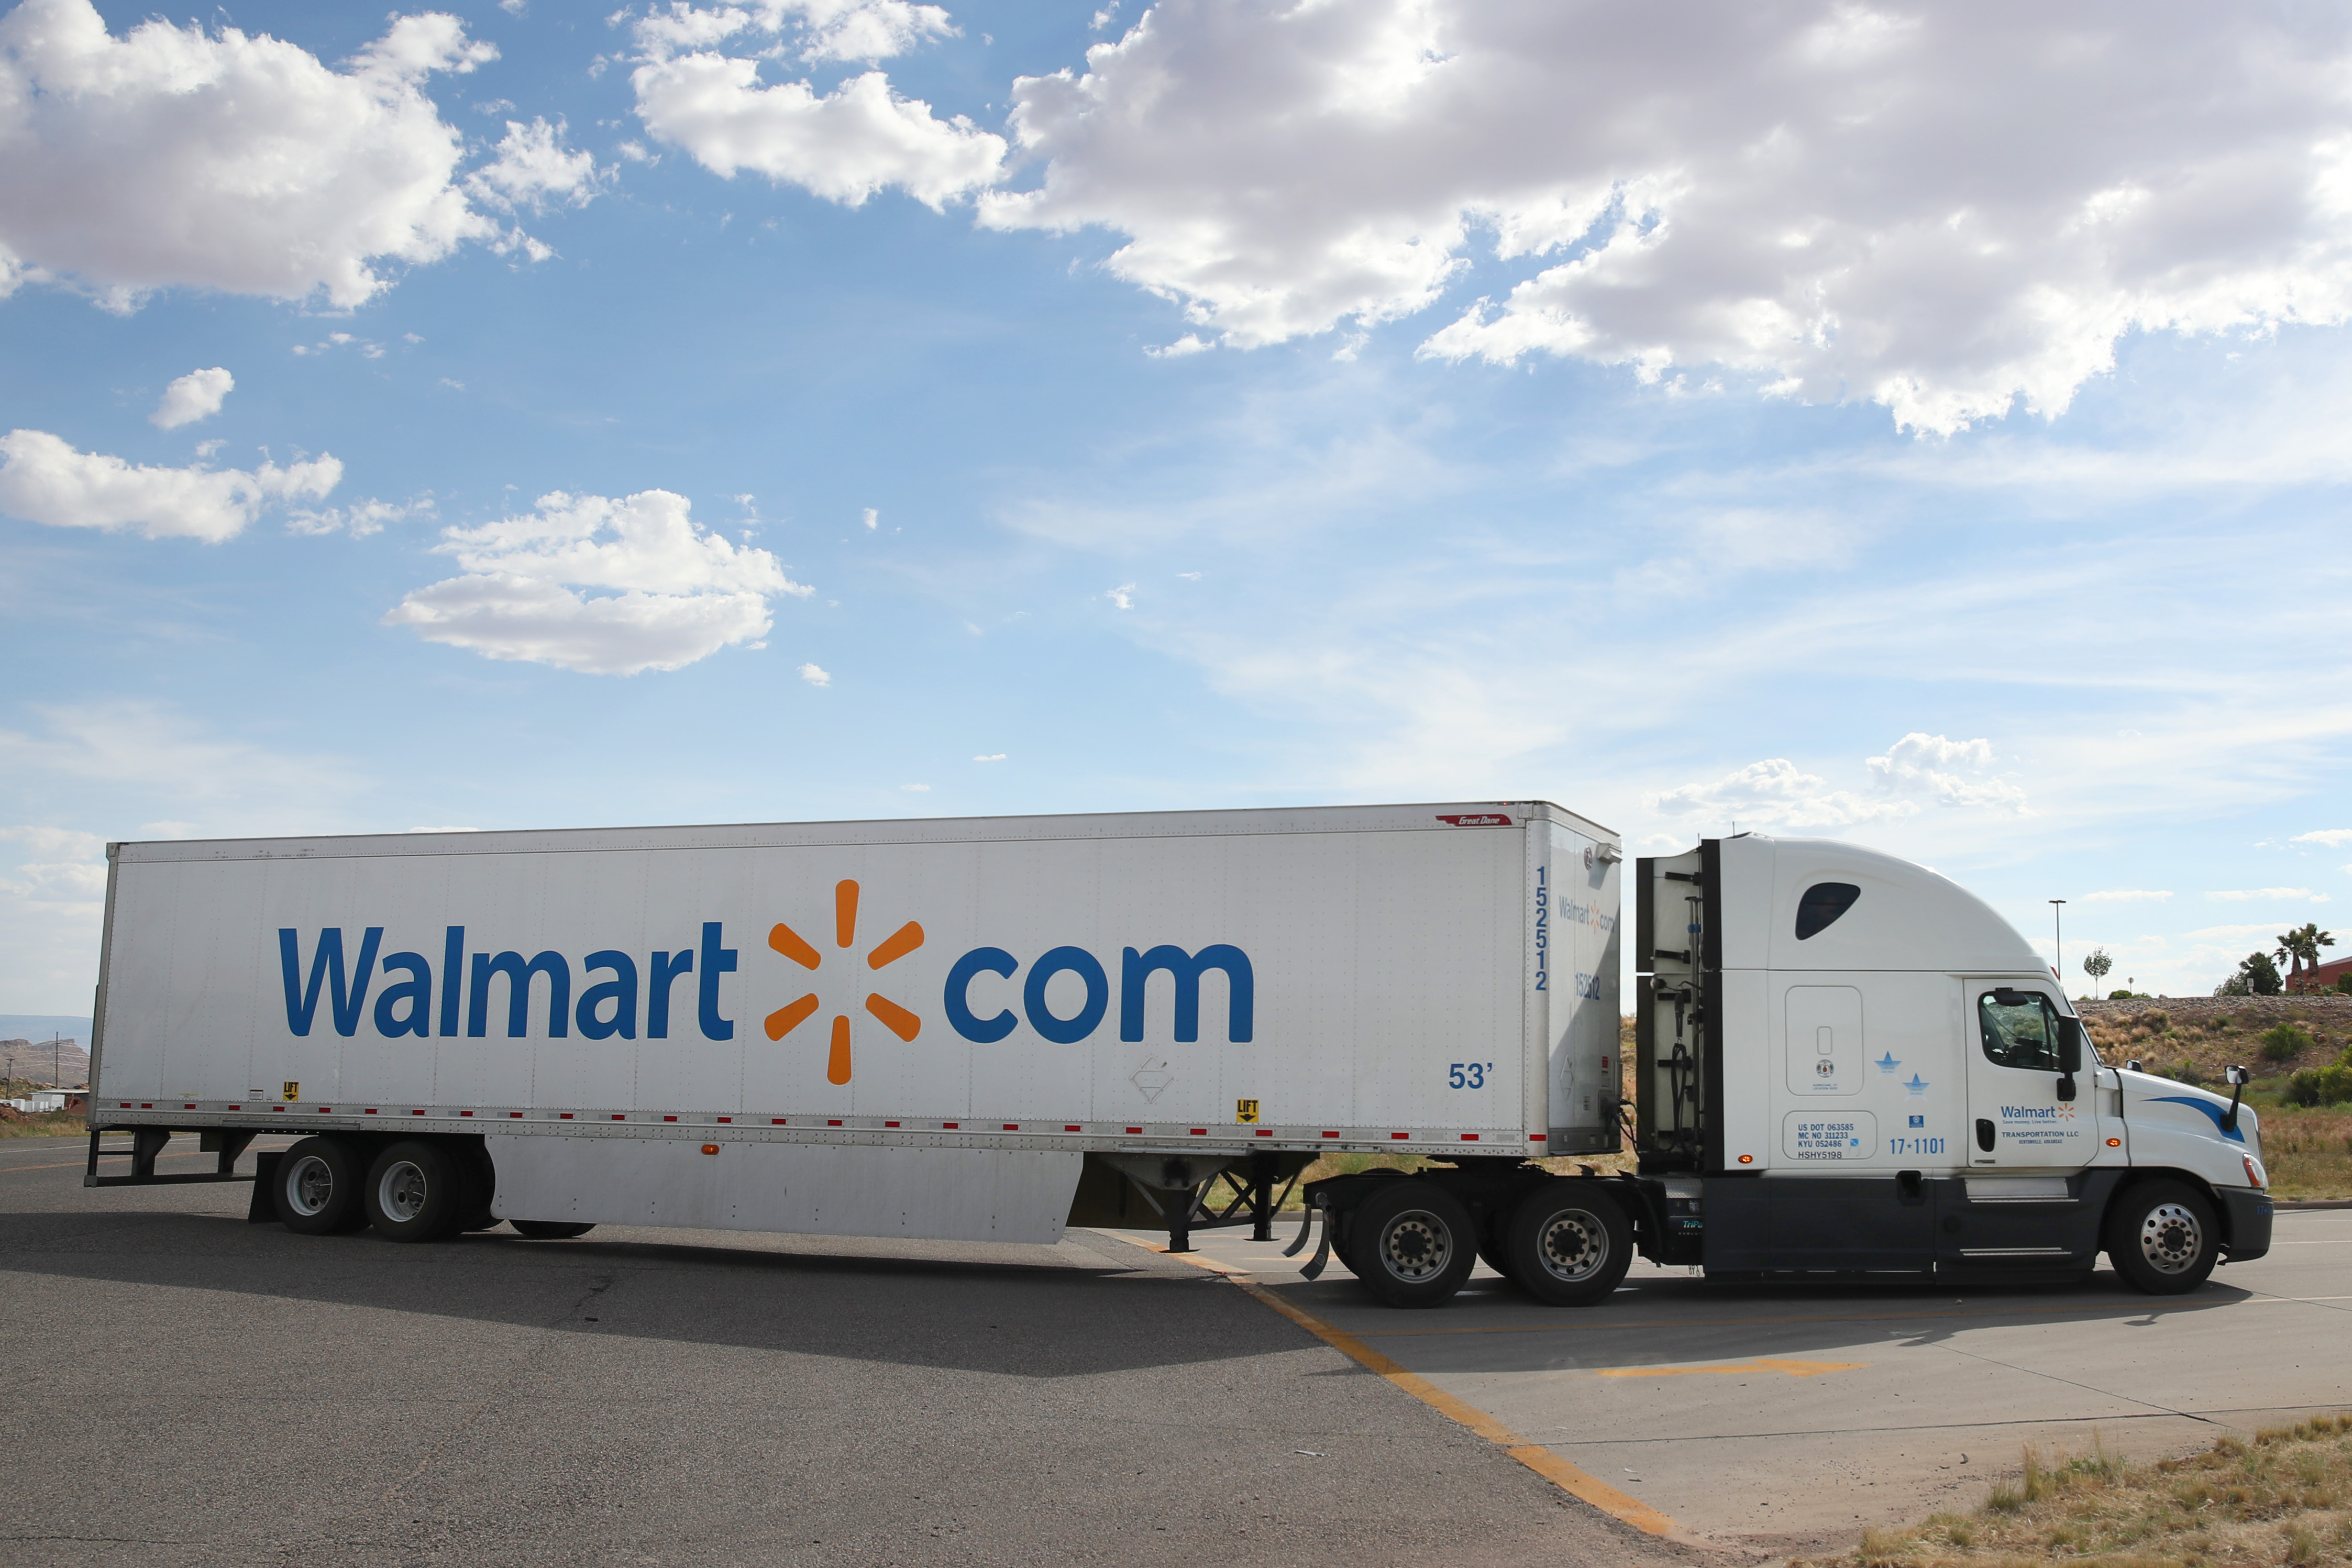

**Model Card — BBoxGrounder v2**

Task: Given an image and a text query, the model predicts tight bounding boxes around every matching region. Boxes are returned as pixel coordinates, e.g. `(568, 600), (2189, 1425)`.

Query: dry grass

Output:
(0, 1109), (91, 1138)
(2256, 1107), (2352, 1201)
(1801, 1416), (2352, 1568)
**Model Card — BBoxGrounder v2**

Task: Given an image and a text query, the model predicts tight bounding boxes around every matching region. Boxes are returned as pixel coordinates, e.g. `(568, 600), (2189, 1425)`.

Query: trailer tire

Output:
(274, 1136), (368, 1235)
(510, 1220), (596, 1240)
(456, 1144), (499, 1231)
(2105, 1179), (2219, 1295)
(1503, 1181), (1632, 1307)
(1345, 1183), (1476, 1307)
(363, 1141), (467, 1242)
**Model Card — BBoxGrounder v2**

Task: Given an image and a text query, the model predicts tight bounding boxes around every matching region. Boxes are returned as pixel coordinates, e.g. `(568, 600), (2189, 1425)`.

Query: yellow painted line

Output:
(1353, 1298), (2242, 1338)
(1596, 1356), (1865, 1379)
(1101, 1231), (1684, 1539)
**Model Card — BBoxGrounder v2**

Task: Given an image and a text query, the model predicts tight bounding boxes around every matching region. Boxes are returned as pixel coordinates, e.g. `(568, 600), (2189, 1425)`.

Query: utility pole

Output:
(2049, 900), (2067, 985)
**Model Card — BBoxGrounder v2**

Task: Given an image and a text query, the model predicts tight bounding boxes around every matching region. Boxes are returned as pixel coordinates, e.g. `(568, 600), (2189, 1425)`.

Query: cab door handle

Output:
(1975, 1118), (1996, 1152)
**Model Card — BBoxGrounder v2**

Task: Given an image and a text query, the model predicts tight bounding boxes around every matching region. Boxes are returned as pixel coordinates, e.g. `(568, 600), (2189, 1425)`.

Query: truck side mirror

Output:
(2059, 1019), (2084, 1076)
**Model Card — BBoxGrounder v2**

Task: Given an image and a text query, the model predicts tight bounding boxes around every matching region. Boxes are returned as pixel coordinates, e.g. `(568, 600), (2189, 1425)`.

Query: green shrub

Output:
(2176, 1063), (2210, 1088)
(2286, 1063), (2352, 1108)
(2263, 1022), (2317, 1062)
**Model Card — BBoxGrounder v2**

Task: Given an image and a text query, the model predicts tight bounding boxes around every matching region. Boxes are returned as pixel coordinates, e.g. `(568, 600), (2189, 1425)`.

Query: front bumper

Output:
(2218, 1185), (2274, 1262)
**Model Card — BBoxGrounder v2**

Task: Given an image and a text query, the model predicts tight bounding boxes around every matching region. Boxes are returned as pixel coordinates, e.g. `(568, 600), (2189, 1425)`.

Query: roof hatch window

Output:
(1794, 882), (1861, 940)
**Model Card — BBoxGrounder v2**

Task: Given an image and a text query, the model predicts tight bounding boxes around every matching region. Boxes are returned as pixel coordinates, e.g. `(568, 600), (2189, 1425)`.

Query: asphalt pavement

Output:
(0, 1138), (1691, 1568)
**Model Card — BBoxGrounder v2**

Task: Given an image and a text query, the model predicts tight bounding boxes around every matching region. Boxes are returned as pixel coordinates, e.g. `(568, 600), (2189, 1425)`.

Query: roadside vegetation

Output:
(0, 1076), (91, 1139)
(0, 1109), (94, 1138)
(1805, 1416), (2352, 1568)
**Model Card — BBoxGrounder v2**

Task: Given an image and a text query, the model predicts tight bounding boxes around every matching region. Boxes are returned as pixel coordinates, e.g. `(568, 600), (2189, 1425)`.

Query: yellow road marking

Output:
(1596, 1356), (1865, 1379)
(1101, 1231), (1685, 1540)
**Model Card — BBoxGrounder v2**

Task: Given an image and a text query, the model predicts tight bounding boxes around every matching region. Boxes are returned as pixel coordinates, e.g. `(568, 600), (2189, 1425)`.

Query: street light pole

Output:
(2050, 900), (2067, 987)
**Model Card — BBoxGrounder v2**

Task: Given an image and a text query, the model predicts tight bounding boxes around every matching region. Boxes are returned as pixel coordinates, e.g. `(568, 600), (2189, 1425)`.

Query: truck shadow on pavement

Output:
(1280, 1271), (2259, 1375)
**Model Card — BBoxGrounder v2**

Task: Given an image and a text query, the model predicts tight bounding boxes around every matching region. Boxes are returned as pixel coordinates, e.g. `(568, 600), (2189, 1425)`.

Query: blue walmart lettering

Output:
(276, 925), (738, 1041)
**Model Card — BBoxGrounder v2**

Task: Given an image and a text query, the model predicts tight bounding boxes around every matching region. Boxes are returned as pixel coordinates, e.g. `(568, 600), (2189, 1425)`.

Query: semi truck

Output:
(81, 802), (2270, 1308)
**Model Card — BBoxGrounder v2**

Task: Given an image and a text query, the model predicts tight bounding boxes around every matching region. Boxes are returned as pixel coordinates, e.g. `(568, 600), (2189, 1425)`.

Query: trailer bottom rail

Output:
(84, 1128), (257, 1188)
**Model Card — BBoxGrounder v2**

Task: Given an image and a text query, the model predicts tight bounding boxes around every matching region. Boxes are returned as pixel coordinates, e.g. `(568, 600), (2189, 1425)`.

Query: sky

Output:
(2, 0), (2349, 1017)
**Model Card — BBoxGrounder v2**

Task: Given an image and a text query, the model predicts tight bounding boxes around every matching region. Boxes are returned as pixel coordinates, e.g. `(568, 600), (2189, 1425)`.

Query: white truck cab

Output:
(1628, 834), (2271, 1293)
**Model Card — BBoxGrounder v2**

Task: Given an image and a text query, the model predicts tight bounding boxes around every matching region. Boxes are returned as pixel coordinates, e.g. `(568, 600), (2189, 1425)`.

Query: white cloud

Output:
(2292, 829), (2352, 848)
(628, 3), (999, 208)
(862, 506), (880, 529)
(2083, 890), (2173, 903)
(632, 1), (956, 67)
(899, 782), (930, 791)
(1648, 757), (1914, 831)
(0, 701), (363, 806)
(2205, 887), (2332, 903)
(1649, 733), (2033, 833)
(973, 752), (1004, 761)
(0, 429), (339, 542)
(465, 117), (604, 212)
(286, 497), (432, 539)
(0, 825), (106, 902)
(798, 661), (832, 686)
(1106, 582), (1134, 610)
(979, 0), (2352, 432)
(0, 1), (543, 310)
(383, 489), (810, 675)
(632, 58), (1001, 208)
(2185, 922), (2311, 943)
(1866, 733), (2029, 813)
(150, 368), (233, 429)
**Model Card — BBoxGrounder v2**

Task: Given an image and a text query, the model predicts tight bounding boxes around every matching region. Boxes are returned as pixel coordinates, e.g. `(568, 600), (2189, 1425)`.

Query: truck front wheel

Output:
(364, 1141), (467, 1242)
(1504, 1181), (1632, 1307)
(274, 1136), (368, 1235)
(1345, 1183), (1476, 1307)
(2105, 1179), (2219, 1295)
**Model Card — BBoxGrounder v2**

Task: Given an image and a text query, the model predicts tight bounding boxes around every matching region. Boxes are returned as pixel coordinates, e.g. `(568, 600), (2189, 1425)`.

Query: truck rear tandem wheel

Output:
(1311, 1165), (1644, 1308)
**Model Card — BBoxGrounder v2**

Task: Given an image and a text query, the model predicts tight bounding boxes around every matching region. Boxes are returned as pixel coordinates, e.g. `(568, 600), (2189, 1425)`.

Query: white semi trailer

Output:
(82, 803), (2269, 1308)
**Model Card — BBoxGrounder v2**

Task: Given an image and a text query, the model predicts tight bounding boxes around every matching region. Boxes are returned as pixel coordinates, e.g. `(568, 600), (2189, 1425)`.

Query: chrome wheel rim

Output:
(286, 1154), (334, 1217)
(1535, 1208), (1609, 1283)
(1378, 1209), (1452, 1282)
(2138, 1201), (2204, 1274)
(379, 1161), (430, 1223)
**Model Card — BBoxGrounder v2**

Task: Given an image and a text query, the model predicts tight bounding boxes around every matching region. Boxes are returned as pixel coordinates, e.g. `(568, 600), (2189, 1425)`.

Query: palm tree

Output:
(2276, 923), (2337, 993)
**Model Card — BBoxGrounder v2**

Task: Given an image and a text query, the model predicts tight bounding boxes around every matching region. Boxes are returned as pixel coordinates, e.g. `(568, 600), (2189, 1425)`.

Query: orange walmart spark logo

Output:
(765, 880), (923, 1085)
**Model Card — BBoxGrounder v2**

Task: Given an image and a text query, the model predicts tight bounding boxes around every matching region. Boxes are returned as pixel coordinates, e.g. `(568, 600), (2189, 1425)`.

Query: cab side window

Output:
(1978, 992), (2061, 1071)
(1794, 882), (1862, 940)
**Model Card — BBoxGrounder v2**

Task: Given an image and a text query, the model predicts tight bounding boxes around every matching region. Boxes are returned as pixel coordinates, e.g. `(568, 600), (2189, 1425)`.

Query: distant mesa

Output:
(1, 1037), (91, 1085)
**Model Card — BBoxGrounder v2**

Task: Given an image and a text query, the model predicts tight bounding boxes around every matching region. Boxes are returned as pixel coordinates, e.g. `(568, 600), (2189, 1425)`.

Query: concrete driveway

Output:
(1110, 1203), (2352, 1558)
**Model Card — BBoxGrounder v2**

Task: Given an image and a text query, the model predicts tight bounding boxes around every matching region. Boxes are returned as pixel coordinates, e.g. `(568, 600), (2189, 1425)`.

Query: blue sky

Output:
(2, 0), (2348, 1014)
